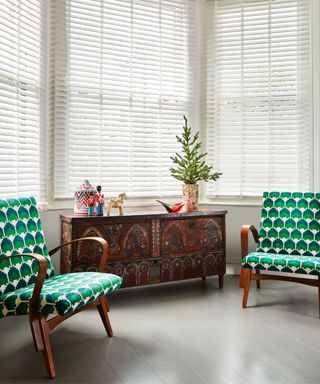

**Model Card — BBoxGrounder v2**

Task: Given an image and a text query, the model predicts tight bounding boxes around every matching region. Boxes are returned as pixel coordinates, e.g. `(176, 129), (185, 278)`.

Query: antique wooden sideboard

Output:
(60, 210), (227, 288)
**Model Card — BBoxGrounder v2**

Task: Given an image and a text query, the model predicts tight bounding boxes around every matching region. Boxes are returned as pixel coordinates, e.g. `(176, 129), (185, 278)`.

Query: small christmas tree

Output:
(170, 116), (222, 185)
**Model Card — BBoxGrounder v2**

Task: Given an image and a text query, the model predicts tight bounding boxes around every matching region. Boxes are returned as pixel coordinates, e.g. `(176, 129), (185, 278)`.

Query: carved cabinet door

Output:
(160, 217), (223, 257)
(75, 221), (152, 264)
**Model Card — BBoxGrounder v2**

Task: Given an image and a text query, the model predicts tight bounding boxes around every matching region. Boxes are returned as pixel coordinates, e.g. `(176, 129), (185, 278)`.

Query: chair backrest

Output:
(256, 192), (320, 257)
(0, 197), (56, 296)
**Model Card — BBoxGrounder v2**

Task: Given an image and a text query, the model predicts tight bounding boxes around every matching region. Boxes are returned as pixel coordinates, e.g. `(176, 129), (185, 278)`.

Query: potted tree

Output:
(170, 116), (222, 211)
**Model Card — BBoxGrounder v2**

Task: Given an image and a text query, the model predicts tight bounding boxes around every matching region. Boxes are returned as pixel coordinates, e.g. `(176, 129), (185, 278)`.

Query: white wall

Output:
(40, 209), (71, 272)
(203, 204), (261, 270)
(40, 205), (261, 274)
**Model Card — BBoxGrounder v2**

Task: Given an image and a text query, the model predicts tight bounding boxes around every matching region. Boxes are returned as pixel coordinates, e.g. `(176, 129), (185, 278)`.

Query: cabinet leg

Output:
(218, 274), (224, 289)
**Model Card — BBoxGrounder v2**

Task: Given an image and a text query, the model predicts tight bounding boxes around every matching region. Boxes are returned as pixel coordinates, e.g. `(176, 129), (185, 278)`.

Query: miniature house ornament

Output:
(74, 180), (96, 215)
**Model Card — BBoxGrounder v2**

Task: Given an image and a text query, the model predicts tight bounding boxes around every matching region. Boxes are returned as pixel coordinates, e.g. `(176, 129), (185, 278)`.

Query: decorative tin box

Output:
(74, 180), (96, 215)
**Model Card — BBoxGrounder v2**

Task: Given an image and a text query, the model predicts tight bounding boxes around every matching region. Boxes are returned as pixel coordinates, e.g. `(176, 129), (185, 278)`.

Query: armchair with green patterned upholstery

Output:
(0, 197), (122, 378)
(240, 192), (320, 316)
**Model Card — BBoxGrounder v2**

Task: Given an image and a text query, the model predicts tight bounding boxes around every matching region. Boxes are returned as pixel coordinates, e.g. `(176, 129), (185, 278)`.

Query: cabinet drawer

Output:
(104, 252), (225, 287)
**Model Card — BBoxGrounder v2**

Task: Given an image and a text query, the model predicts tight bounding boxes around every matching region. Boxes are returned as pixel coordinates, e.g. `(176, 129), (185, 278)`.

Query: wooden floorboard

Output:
(1, 276), (320, 383)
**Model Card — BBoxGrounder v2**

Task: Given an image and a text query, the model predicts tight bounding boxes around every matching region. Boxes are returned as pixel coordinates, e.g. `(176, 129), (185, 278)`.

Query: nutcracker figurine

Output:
(96, 185), (105, 216)
(87, 190), (96, 216)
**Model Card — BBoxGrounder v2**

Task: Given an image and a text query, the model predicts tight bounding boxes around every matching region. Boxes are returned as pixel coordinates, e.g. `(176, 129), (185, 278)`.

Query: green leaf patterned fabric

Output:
(0, 272), (122, 318)
(0, 197), (56, 295)
(242, 252), (320, 275)
(257, 192), (320, 256)
(242, 192), (320, 275)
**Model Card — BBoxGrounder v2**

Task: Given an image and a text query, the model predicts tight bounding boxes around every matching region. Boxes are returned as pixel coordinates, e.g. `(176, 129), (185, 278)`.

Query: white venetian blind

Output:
(0, 0), (46, 202)
(53, 0), (196, 198)
(205, 0), (312, 197)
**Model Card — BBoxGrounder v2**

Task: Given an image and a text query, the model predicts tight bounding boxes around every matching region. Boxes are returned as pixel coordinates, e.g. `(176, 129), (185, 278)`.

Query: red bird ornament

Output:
(156, 199), (188, 213)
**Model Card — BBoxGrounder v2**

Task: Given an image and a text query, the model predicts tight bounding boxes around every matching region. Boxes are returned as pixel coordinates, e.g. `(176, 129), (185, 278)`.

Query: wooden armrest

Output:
(241, 224), (259, 259)
(0, 253), (48, 313)
(49, 237), (109, 272)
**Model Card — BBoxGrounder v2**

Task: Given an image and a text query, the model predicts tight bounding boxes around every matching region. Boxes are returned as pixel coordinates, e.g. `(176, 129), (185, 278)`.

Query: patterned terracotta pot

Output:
(74, 180), (96, 215)
(182, 184), (199, 211)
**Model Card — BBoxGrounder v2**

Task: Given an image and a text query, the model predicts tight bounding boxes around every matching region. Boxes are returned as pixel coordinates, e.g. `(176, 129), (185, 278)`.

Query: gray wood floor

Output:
(1, 275), (320, 384)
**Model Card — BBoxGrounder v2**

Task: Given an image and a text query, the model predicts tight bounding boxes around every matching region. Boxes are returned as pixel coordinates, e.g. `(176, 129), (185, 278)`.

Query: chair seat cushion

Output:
(242, 252), (320, 275)
(0, 272), (122, 318)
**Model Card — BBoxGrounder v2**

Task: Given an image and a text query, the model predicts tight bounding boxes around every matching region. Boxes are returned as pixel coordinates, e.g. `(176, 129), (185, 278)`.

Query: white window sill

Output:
(41, 195), (263, 211)
(201, 196), (263, 207)
(43, 196), (181, 211)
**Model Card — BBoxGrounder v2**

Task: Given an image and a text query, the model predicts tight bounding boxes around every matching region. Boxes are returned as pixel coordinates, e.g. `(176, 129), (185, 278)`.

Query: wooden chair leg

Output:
(105, 297), (110, 312)
(239, 265), (245, 288)
(97, 296), (113, 337)
(256, 270), (261, 289)
(242, 268), (252, 308)
(29, 314), (44, 352)
(38, 314), (56, 379)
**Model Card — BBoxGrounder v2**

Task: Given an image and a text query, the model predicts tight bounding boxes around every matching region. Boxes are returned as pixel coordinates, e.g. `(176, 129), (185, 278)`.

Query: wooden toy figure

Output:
(107, 193), (127, 216)
(87, 190), (96, 216)
(96, 185), (105, 216)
